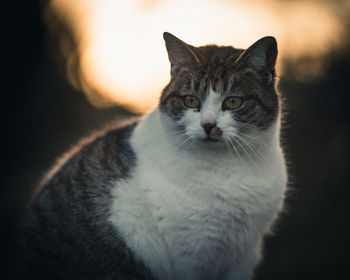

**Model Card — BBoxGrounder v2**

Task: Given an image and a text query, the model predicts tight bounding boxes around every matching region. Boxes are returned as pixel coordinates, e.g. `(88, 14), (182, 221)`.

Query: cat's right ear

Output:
(163, 32), (203, 74)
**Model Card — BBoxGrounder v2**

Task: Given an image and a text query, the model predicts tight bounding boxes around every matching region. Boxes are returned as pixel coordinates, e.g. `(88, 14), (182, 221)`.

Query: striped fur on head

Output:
(160, 32), (280, 139)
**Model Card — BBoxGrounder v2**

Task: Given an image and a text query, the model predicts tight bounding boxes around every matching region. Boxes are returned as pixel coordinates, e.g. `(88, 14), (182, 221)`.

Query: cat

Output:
(17, 32), (287, 280)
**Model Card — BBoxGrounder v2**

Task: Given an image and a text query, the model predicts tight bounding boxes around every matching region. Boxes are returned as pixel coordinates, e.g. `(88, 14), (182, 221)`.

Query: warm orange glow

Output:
(50, 0), (345, 112)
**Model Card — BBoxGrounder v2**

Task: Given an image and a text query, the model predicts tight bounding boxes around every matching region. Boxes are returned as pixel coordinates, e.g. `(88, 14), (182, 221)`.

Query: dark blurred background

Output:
(2, 0), (350, 279)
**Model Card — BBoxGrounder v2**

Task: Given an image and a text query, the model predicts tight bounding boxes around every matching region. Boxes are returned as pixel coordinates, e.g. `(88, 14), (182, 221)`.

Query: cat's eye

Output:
(184, 95), (200, 109)
(222, 97), (242, 110)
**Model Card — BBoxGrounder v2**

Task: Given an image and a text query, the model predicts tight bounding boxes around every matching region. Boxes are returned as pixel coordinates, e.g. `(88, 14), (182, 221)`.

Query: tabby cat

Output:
(18, 32), (287, 280)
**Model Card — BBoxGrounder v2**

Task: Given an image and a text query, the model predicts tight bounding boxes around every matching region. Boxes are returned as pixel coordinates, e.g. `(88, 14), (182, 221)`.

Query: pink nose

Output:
(201, 122), (216, 135)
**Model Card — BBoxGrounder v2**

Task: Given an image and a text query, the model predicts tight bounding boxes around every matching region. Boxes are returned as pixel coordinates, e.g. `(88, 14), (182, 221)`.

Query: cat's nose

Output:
(202, 122), (216, 135)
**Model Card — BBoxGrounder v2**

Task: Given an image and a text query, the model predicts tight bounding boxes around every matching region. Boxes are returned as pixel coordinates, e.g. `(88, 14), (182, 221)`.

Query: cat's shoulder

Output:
(19, 117), (158, 279)
(39, 117), (140, 193)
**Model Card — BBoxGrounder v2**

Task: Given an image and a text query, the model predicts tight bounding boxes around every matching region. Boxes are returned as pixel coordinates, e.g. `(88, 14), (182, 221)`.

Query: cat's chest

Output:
(110, 156), (281, 279)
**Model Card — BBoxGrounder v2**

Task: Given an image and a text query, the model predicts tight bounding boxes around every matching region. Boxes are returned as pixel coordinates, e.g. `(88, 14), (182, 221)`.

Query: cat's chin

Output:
(200, 137), (222, 143)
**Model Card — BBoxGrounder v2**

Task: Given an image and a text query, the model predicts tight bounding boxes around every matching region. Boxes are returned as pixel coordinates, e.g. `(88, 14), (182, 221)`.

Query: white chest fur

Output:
(109, 109), (287, 280)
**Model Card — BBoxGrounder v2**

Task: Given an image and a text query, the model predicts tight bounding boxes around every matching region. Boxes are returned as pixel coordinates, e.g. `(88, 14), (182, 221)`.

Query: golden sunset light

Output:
(50, 0), (345, 112)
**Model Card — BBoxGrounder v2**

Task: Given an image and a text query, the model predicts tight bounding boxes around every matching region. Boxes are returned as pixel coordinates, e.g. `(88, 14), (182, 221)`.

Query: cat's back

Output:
(17, 121), (155, 280)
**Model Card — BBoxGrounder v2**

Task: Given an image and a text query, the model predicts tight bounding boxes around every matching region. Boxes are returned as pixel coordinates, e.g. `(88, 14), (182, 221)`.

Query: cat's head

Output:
(159, 32), (279, 147)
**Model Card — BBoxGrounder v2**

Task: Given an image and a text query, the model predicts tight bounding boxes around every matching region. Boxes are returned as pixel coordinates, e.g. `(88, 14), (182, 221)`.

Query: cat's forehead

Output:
(188, 65), (256, 99)
(179, 46), (254, 96)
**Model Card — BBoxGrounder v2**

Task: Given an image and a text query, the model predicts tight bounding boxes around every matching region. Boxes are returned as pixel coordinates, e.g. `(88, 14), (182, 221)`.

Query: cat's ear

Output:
(236, 36), (277, 72)
(163, 32), (203, 71)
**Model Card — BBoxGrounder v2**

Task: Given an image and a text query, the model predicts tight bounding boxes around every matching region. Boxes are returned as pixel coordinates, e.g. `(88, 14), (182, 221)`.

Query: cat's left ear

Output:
(236, 36), (277, 73)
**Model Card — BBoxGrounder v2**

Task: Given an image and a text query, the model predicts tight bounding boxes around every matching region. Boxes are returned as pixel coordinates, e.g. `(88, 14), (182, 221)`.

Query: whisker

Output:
(227, 137), (243, 162)
(235, 134), (266, 167)
(224, 139), (236, 163)
(234, 136), (262, 174)
(237, 131), (267, 147)
(187, 136), (196, 149)
(174, 135), (194, 150)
